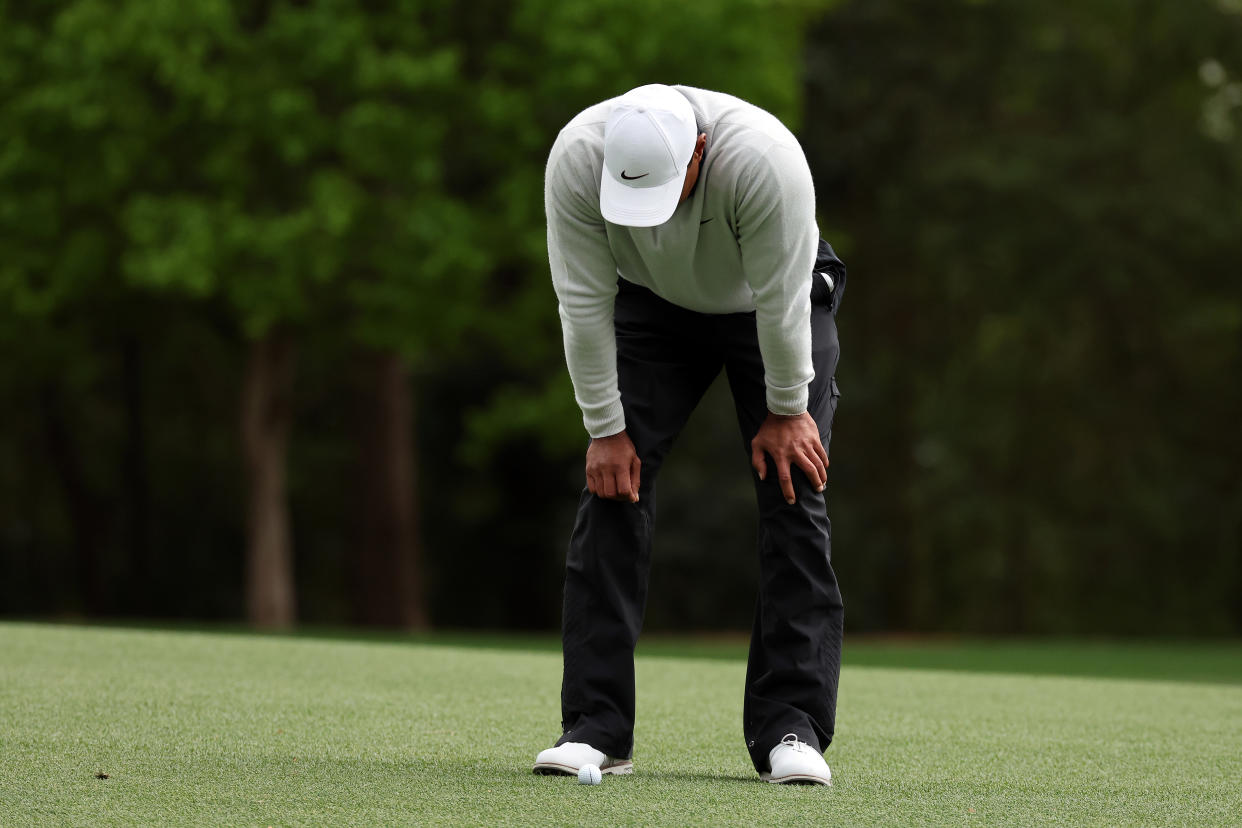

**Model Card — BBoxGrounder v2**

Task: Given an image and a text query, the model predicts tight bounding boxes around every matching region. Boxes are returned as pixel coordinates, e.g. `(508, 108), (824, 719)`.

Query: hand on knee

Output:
(750, 412), (828, 504)
(586, 430), (642, 503)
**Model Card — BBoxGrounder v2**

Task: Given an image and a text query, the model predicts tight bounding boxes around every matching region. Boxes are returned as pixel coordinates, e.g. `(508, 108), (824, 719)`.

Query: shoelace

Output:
(779, 733), (806, 753)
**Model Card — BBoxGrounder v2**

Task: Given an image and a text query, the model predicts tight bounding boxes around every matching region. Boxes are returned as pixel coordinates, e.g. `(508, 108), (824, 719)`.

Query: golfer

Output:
(533, 84), (845, 785)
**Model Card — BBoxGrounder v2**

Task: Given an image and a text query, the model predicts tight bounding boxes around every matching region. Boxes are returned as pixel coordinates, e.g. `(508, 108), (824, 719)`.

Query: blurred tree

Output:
(0, 0), (164, 615)
(804, 0), (1242, 632)
(6, 0), (1237, 636)
(330, 3), (488, 629)
(0, 0), (484, 628)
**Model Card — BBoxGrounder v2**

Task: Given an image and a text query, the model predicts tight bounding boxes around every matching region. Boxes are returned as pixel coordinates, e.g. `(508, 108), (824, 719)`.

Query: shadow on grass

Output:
(632, 770), (762, 785)
(398, 756), (760, 787)
(524, 768), (760, 785)
(9, 617), (1242, 686)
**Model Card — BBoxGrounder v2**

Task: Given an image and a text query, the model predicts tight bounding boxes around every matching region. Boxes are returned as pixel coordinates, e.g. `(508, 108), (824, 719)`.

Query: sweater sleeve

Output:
(735, 143), (818, 415)
(545, 138), (626, 438)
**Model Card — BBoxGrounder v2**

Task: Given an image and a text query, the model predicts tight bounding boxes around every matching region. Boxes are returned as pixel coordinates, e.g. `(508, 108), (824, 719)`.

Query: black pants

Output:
(557, 241), (846, 773)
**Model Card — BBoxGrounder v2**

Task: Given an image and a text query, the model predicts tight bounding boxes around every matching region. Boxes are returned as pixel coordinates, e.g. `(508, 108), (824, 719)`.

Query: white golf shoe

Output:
(532, 741), (633, 776)
(759, 733), (832, 785)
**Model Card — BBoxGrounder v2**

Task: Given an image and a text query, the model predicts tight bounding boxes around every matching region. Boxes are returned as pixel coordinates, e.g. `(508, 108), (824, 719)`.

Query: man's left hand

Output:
(750, 411), (828, 505)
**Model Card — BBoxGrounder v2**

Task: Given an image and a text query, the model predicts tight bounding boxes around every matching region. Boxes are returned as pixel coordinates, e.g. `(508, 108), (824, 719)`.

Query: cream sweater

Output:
(546, 85), (819, 438)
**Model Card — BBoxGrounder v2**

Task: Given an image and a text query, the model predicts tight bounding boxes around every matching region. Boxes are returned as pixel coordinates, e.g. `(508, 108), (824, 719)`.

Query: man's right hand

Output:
(586, 430), (641, 503)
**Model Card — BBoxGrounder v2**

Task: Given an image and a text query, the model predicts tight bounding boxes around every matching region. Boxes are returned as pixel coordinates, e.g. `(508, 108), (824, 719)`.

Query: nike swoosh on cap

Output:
(620, 170), (649, 180)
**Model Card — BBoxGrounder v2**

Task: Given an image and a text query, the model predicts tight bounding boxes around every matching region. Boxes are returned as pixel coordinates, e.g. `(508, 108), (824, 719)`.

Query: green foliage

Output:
(2, 0), (1238, 635)
(0, 0), (490, 344)
(0, 0), (835, 624)
(805, 0), (1242, 633)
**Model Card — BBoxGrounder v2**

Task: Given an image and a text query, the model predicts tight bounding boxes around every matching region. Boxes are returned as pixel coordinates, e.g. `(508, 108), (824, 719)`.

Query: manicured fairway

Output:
(1, 623), (1240, 826)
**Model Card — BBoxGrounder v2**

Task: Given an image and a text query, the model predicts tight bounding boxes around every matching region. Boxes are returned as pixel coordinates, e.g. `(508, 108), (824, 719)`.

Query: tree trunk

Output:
(240, 332), (297, 629)
(40, 385), (107, 615)
(351, 350), (429, 629)
(120, 335), (152, 615)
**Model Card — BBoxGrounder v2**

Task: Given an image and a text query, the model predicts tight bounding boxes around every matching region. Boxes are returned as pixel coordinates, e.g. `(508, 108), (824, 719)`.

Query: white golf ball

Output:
(578, 764), (602, 785)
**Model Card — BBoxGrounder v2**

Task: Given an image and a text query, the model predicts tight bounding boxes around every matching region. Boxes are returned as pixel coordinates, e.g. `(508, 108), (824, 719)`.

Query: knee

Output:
(754, 469), (829, 519)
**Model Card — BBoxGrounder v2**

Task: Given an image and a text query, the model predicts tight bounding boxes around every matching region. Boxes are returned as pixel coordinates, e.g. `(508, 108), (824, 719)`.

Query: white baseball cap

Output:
(600, 85), (698, 227)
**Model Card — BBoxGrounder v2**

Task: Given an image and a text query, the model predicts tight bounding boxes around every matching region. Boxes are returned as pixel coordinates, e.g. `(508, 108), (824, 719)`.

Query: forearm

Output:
(546, 140), (626, 437)
(752, 217), (816, 415)
(755, 295), (814, 415)
(559, 303), (626, 438)
(739, 146), (819, 415)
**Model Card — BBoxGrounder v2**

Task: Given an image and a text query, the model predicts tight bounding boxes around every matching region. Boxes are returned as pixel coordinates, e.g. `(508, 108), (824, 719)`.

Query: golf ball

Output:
(578, 764), (602, 785)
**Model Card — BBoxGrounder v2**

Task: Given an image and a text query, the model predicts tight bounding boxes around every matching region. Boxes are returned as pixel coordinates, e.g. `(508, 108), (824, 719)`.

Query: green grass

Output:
(54, 620), (1242, 685)
(1, 623), (1240, 826)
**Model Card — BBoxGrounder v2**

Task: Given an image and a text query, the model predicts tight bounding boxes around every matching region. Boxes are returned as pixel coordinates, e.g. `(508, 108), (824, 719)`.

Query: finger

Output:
(777, 458), (795, 505)
(601, 469), (618, 499)
(629, 455), (642, 502)
(614, 468), (633, 504)
(794, 449), (826, 493)
(750, 442), (767, 481)
(798, 445), (826, 490)
(586, 470), (599, 498)
(814, 438), (830, 475)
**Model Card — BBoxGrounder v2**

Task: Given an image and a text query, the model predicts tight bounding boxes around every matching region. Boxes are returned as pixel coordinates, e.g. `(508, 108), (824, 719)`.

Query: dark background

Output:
(2, 0), (1239, 635)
